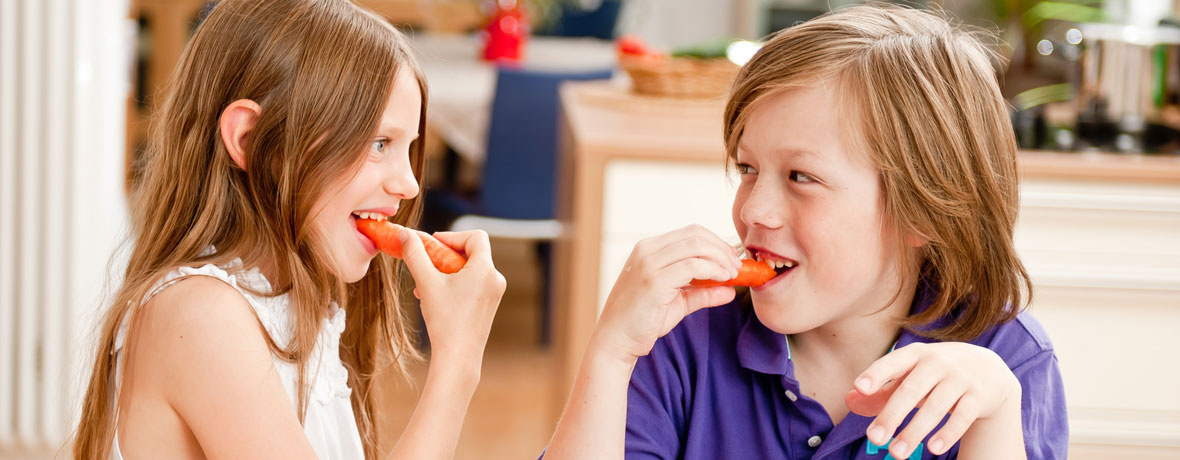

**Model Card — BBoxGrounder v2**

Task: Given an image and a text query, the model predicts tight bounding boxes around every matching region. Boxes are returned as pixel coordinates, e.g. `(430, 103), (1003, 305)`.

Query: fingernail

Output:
(856, 377), (872, 392)
(398, 229), (410, 243)
(868, 426), (885, 444)
(929, 438), (944, 454)
(892, 440), (909, 457)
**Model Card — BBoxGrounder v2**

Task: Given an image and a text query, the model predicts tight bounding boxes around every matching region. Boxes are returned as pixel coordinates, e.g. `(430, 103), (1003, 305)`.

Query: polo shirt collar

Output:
(735, 276), (948, 376)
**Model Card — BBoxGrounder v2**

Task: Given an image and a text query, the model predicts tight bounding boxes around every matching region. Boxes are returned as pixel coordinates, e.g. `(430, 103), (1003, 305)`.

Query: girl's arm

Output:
(385, 229), (505, 460)
(544, 225), (742, 459)
(129, 276), (320, 460)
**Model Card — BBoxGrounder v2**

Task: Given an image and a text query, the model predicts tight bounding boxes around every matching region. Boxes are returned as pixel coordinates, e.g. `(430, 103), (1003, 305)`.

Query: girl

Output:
(72, 0), (506, 459)
(544, 5), (1066, 460)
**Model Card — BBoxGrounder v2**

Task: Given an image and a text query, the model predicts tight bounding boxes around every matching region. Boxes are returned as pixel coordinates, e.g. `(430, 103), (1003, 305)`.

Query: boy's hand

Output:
(593, 225), (743, 364)
(846, 342), (1023, 458)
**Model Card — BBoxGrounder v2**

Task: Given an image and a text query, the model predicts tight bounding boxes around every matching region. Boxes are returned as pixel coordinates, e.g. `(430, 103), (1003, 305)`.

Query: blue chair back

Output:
(480, 67), (613, 220)
(553, 0), (622, 40)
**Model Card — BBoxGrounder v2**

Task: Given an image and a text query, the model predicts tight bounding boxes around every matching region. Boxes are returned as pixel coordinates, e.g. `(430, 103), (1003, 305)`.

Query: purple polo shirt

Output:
(623, 279), (1068, 459)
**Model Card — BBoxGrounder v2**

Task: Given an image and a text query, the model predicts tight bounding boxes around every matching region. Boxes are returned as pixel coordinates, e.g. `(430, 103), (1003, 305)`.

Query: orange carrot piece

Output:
(690, 259), (777, 288)
(355, 219), (467, 274)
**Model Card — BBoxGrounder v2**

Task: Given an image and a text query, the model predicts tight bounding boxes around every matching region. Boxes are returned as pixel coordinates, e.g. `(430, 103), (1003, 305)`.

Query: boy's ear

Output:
(219, 99), (262, 170)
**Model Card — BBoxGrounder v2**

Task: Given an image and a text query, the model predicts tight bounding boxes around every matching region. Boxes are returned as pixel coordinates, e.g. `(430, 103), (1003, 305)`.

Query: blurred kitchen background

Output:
(1, 0), (1179, 458)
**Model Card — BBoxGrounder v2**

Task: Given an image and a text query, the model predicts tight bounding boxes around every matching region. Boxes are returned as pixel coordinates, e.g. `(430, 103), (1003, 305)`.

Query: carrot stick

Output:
(690, 259), (777, 288)
(355, 218), (467, 274)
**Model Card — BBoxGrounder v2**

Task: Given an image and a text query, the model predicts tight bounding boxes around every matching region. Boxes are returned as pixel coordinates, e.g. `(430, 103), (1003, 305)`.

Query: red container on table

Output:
(481, 0), (529, 63)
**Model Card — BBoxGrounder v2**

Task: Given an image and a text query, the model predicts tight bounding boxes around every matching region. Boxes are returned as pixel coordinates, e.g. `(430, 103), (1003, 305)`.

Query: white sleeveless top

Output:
(109, 257), (365, 459)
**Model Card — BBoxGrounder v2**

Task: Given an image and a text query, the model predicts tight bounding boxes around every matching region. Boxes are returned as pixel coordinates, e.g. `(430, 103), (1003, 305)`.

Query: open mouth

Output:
(352, 211), (392, 222)
(748, 248), (798, 279)
(351, 211), (393, 253)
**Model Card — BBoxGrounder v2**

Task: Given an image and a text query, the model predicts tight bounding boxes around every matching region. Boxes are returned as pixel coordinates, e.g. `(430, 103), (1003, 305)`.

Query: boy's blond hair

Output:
(725, 4), (1031, 341)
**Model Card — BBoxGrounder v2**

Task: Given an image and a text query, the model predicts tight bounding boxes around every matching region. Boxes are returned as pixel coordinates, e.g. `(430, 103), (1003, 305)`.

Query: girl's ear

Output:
(219, 99), (262, 170)
(906, 230), (930, 248)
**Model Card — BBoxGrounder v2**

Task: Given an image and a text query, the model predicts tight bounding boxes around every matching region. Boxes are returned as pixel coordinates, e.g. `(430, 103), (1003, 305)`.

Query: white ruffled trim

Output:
(111, 251), (352, 407)
(310, 303), (353, 405)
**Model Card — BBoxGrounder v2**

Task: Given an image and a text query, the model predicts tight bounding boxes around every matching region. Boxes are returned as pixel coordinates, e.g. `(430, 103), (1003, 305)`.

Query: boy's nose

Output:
(740, 182), (785, 229)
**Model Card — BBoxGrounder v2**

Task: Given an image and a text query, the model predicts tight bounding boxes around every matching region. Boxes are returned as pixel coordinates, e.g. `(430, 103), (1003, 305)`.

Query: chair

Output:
(425, 66), (614, 346)
(536, 0), (623, 40)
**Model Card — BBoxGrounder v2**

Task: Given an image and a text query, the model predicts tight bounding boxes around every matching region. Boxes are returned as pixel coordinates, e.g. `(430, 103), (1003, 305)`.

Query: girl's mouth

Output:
(351, 211), (393, 253)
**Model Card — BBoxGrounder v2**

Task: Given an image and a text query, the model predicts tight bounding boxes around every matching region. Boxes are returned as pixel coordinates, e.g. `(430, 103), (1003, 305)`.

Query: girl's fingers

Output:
(928, 395), (982, 455)
(864, 361), (941, 447)
(890, 381), (965, 459)
(398, 228), (445, 288)
(433, 230), (493, 266)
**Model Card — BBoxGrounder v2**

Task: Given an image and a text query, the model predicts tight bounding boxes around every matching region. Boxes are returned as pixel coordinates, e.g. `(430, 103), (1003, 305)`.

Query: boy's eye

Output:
(789, 170), (816, 183)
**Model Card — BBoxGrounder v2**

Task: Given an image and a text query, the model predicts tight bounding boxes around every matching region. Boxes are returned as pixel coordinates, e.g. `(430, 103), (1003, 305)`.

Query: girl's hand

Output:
(845, 342), (1023, 458)
(594, 225), (743, 364)
(399, 228), (505, 370)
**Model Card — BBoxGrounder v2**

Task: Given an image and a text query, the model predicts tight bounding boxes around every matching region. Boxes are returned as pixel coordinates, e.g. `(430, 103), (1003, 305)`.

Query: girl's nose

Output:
(382, 156), (419, 200)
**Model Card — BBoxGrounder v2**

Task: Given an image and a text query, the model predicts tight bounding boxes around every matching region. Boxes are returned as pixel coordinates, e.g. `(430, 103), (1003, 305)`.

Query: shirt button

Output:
(784, 389), (798, 402)
(807, 435), (822, 447)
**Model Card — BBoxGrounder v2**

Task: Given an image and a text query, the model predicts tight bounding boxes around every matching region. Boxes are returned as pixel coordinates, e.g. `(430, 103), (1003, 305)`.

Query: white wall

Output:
(617, 0), (738, 49)
(0, 0), (130, 450)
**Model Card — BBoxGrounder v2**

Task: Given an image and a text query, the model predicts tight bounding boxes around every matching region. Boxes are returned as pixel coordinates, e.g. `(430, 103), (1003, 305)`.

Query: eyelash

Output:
(789, 170), (816, 183)
(736, 163), (817, 184)
(370, 138), (389, 158)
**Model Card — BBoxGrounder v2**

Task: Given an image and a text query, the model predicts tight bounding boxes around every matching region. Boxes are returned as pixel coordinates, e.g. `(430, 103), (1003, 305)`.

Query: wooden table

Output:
(552, 80), (1180, 457)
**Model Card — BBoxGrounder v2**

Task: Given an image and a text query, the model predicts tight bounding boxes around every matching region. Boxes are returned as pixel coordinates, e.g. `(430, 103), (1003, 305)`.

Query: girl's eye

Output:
(370, 139), (388, 157)
(735, 163), (757, 175)
(789, 170), (816, 183)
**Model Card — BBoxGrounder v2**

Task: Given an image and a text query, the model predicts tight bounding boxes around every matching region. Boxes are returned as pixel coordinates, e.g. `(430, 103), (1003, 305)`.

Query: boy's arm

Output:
(959, 347), (1067, 459)
(543, 330), (642, 459)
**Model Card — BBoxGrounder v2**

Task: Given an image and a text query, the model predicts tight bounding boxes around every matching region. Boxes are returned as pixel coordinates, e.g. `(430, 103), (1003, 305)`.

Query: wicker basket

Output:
(619, 55), (740, 99)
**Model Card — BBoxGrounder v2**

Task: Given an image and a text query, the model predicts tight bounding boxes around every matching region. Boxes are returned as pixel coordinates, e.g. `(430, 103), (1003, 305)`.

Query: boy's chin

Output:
(751, 298), (815, 335)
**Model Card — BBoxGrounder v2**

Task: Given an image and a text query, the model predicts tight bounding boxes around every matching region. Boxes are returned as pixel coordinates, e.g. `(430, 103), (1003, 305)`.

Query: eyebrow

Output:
(736, 142), (821, 159)
(378, 124), (419, 141)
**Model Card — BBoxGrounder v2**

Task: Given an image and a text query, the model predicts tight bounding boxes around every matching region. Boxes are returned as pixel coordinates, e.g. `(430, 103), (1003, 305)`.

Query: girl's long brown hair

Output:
(73, 1), (426, 458)
(724, 4), (1032, 341)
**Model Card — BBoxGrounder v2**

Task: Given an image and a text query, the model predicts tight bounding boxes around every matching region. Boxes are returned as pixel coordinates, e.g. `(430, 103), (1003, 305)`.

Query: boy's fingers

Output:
(681, 285), (737, 314)
(855, 343), (924, 395)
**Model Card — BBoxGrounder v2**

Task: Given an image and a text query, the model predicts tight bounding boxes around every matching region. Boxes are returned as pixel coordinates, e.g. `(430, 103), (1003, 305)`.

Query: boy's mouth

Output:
(748, 247), (798, 277)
